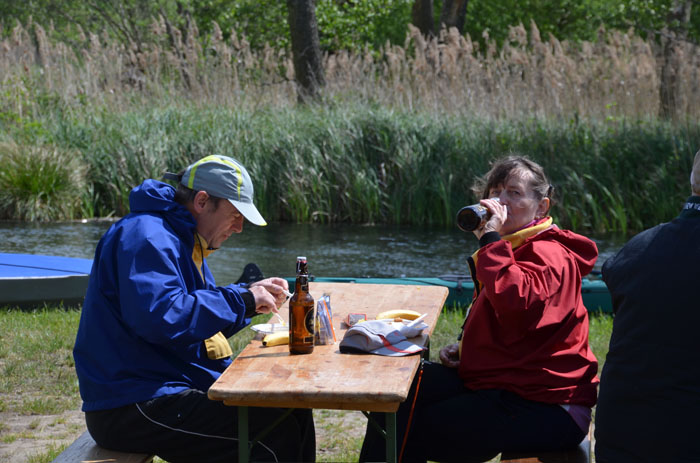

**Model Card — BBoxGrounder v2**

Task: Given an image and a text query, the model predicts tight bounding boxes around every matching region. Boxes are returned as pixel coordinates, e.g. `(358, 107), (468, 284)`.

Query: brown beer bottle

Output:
(289, 256), (314, 355)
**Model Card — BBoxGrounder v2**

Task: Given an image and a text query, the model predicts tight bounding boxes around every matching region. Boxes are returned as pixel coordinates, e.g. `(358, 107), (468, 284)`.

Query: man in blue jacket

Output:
(73, 155), (315, 462)
(595, 149), (700, 463)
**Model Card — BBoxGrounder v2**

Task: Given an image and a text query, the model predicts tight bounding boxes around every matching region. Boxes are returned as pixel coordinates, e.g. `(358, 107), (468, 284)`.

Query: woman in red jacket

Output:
(360, 155), (599, 463)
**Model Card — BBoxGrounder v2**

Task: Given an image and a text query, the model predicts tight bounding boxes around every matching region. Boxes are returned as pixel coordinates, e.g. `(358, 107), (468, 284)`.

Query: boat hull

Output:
(0, 253), (611, 313)
(285, 275), (612, 313)
(0, 253), (93, 309)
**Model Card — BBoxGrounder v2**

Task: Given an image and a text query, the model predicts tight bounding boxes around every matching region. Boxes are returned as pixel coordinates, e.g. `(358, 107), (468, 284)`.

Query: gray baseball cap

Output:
(165, 155), (267, 226)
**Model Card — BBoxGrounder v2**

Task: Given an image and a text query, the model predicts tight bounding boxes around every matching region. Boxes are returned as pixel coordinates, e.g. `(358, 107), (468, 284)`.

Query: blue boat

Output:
(286, 274), (612, 313)
(0, 253), (611, 312)
(0, 253), (93, 309)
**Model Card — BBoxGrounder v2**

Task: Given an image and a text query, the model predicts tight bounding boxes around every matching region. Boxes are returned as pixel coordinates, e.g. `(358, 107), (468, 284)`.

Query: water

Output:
(0, 220), (628, 284)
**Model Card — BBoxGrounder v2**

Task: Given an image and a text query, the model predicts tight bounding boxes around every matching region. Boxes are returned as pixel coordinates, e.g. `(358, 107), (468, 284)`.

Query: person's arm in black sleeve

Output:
(242, 290), (256, 318)
(479, 231), (501, 248)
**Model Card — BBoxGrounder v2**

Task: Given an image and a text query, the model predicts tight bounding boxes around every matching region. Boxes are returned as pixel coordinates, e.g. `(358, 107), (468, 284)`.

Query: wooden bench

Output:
(51, 430), (154, 463)
(500, 425), (592, 463)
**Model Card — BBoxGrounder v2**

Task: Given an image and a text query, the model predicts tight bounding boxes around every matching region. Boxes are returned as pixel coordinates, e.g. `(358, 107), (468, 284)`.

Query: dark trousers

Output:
(86, 389), (316, 463)
(360, 361), (585, 463)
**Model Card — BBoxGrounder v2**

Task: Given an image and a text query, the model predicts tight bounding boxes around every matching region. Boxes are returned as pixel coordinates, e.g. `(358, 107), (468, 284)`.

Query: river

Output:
(0, 220), (629, 284)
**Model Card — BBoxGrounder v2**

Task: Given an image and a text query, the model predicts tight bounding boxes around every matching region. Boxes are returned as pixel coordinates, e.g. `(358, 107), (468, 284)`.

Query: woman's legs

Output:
(360, 361), (585, 463)
(359, 361), (470, 463)
(406, 388), (584, 462)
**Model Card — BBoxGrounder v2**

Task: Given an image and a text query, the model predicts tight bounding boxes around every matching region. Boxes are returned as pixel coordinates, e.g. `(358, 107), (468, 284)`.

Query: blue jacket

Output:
(74, 179), (252, 412)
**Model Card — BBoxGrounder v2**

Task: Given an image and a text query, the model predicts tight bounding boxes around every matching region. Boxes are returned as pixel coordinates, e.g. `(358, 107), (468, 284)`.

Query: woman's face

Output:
(488, 170), (549, 235)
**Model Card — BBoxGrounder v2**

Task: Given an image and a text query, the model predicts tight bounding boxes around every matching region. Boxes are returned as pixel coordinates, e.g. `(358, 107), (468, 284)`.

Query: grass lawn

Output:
(0, 306), (613, 462)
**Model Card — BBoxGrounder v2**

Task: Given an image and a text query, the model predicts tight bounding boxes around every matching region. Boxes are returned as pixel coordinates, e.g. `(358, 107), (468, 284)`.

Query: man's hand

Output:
(439, 343), (460, 369)
(248, 277), (290, 313)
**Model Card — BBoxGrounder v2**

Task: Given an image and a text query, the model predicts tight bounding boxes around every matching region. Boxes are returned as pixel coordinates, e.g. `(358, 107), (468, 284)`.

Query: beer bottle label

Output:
(303, 307), (314, 343)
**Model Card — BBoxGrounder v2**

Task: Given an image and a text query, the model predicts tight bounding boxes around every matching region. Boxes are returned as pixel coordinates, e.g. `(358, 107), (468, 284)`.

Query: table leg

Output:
(238, 406), (249, 463)
(386, 411), (397, 463)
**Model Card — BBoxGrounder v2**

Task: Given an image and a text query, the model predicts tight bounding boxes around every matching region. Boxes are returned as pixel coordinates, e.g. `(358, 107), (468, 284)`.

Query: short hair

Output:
(173, 183), (223, 210)
(471, 155), (554, 212)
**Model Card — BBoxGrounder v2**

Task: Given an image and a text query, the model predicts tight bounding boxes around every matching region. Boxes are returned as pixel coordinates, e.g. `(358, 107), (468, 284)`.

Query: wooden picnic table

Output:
(208, 281), (449, 463)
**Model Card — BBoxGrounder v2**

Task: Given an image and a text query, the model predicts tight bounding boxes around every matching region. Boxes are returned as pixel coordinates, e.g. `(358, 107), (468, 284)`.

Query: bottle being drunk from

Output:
(289, 256), (315, 355)
(456, 198), (499, 232)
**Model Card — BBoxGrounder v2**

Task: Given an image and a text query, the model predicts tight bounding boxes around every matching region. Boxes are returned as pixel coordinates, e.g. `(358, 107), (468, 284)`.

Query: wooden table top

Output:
(208, 282), (448, 413)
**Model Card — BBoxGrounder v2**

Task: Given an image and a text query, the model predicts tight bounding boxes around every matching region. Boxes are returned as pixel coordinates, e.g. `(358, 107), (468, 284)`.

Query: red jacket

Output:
(458, 226), (599, 407)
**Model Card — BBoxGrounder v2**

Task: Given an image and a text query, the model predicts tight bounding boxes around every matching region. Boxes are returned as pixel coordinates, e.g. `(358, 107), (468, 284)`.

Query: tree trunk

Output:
(659, 0), (692, 119)
(287, 0), (325, 103)
(439, 0), (468, 34)
(411, 0), (434, 37)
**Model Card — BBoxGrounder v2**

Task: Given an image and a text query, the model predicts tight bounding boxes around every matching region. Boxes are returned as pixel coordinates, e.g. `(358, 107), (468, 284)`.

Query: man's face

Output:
(196, 196), (244, 249)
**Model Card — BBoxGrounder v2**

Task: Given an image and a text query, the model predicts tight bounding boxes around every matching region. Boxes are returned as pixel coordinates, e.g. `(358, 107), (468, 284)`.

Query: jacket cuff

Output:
(479, 231), (501, 248)
(242, 291), (256, 318)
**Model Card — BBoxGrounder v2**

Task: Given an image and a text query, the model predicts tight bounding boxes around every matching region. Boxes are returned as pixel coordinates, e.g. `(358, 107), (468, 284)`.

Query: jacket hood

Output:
(128, 179), (196, 238)
(130, 179), (180, 213)
(534, 227), (598, 276)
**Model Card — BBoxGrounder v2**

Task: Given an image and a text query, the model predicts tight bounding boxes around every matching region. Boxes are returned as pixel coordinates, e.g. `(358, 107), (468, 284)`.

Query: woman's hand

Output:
(439, 343), (461, 369)
(473, 198), (507, 240)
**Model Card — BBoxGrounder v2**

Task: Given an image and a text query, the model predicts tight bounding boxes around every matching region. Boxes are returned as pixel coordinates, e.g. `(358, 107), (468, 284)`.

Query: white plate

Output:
(377, 320), (411, 331)
(378, 313), (427, 327)
(250, 323), (288, 335)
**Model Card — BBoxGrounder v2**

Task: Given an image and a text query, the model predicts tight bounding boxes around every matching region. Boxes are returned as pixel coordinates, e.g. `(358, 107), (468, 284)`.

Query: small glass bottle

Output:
(289, 256), (315, 355)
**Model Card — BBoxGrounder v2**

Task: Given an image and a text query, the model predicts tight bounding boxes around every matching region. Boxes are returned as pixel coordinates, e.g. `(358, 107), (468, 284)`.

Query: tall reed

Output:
(2, 20), (699, 231)
(1, 20), (698, 119)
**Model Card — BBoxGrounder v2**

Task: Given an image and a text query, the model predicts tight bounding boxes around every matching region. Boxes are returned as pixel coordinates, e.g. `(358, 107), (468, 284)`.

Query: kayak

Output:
(0, 253), (611, 313)
(285, 274), (612, 313)
(0, 253), (93, 309)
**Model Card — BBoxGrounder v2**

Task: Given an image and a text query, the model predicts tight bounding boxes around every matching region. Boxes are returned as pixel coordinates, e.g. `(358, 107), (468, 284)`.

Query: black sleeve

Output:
(242, 291), (257, 318)
(479, 231), (501, 248)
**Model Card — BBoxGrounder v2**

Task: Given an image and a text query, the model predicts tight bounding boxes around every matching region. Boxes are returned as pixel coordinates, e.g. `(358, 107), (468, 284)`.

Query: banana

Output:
(375, 309), (422, 321)
(262, 331), (289, 347)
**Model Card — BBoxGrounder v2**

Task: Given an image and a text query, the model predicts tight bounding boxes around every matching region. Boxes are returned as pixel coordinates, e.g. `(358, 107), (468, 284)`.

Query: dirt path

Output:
(0, 410), (85, 462)
(0, 409), (368, 462)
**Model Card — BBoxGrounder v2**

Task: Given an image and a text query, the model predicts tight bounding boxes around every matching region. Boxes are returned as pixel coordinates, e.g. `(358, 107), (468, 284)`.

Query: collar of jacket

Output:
(192, 233), (216, 282)
(467, 217), (554, 299)
(679, 196), (700, 219)
(470, 217), (554, 264)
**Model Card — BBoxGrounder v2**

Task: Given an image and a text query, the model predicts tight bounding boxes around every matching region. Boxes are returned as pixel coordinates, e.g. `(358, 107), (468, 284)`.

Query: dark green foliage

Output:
(462, 0), (615, 45)
(0, 142), (89, 221)
(316, 0), (414, 52)
(2, 1), (697, 54)
(0, 0), (179, 45)
(448, 0), (699, 47)
(212, 0), (415, 52)
(226, 0), (291, 50)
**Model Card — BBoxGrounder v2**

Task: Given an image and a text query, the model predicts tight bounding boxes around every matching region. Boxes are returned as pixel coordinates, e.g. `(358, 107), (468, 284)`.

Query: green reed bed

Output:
(2, 104), (698, 233)
(0, 306), (613, 462)
(0, 142), (89, 221)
